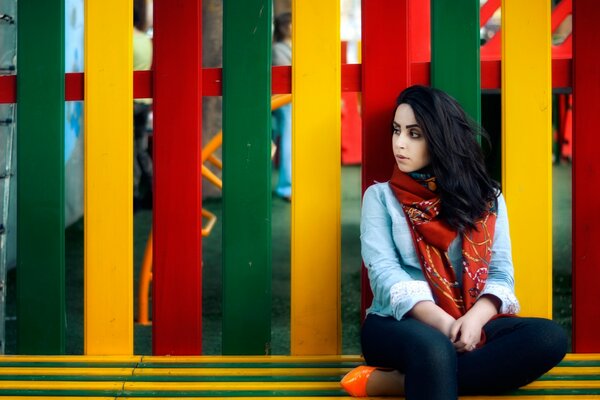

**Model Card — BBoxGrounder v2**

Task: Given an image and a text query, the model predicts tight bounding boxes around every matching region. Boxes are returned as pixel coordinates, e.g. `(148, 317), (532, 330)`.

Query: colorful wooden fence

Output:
(2, 0), (598, 356)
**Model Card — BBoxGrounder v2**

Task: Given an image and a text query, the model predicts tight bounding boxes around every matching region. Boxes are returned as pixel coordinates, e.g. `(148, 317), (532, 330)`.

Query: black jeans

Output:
(361, 314), (567, 400)
(134, 102), (153, 202)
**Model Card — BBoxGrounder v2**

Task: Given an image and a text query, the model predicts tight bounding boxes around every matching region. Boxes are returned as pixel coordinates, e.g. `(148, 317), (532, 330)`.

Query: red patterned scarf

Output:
(389, 166), (497, 319)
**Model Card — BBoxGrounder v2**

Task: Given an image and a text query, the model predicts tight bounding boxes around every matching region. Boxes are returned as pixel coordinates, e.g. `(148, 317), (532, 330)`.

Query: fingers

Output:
(449, 320), (461, 343)
(453, 340), (476, 353)
(450, 322), (479, 352)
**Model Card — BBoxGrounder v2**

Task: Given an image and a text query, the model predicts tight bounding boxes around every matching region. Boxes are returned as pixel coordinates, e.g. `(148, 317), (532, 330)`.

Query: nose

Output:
(394, 130), (407, 149)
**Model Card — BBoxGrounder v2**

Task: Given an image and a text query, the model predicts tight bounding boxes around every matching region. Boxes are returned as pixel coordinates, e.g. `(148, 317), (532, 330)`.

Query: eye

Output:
(392, 126), (400, 135)
(409, 130), (422, 138)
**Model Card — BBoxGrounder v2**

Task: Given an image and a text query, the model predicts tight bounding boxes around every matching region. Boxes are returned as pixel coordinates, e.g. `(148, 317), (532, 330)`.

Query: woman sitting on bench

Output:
(342, 85), (567, 400)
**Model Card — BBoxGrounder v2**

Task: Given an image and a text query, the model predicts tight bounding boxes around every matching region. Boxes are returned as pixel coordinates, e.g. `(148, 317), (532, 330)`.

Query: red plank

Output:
(361, 0), (410, 318)
(342, 64), (362, 93)
(0, 61), (575, 104)
(0, 75), (16, 103)
(64, 73), (83, 101)
(133, 70), (153, 99)
(409, 0), (430, 62)
(573, 0), (600, 353)
(152, 0), (203, 355)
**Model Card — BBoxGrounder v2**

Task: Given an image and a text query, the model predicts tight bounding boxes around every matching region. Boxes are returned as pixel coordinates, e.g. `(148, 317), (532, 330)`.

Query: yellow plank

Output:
(291, 0), (341, 356)
(523, 380), (600, 389)
(133, 367), (351, 377)
(123, 381), (341, 391)
(0, 355), (141, 363)
(41, 397), (600, 400)
(0, 381), (124, 390)
(84, 0), (133, 354)
(564, 353), (600, 361)
(547, 366), (600, 375)
(461, 397), (600, 400)
(501, 0), (552, 318)
(118, 397), (600, 400)
(0, 367), (133, 376)
(0, 398), (116, 400)
(139, 355), (362, 363)
(121, 398), (357, 400)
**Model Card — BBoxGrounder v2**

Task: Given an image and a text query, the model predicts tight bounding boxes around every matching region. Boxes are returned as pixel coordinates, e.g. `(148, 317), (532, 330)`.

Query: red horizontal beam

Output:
(0, 60), (573, 104)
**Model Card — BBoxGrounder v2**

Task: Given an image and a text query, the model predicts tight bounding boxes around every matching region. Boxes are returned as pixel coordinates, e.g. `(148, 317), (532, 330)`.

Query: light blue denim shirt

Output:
(361, 182), (520, 320)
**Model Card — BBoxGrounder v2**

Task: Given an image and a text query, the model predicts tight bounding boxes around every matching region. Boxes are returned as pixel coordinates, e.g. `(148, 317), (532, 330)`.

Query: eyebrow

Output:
(392, 122), (421, 129)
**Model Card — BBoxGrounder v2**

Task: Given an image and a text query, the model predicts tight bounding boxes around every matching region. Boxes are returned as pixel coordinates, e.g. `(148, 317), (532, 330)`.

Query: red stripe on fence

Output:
(0, 61), (574, 104)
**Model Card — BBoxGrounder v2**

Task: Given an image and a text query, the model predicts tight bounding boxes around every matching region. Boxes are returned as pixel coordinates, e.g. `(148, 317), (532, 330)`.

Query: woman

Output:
(272, 12), (292, 201)
(133, 0), (153, 210)
(341, 85), (567, 399)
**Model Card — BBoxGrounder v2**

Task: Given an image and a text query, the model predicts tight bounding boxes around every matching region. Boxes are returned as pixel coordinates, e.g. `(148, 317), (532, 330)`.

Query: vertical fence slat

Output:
(16, 0), (65, 354)
(360, 0), (410, 319)
(291, 0), (341, 355)
(84, 0), (133, 354)
(153, 0), (203, 355)
(431, 0), (480, 123)
(222, 0), (272, 355)
(573, 0), (600, 353)
(502, 0), (552, 318)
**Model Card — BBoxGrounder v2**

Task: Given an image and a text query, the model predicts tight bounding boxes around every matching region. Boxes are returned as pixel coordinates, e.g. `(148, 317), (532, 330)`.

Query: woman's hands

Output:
(449, 314), (484, 352)
(450, 295), (501, 352)
(408, 295), (501, 352)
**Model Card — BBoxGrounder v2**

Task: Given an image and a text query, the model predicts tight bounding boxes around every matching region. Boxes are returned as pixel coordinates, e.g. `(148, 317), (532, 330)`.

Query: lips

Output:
(396, 155), (409, 160)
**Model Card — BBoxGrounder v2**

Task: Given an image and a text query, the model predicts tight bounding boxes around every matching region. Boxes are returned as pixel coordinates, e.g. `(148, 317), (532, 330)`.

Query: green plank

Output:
(119, 389), (345, 397)
(559, 360), (600, 367)
(16, 0), (65, 353)
(222, 0), (272, 354)
(539, 375), (600, 381)
(431, 0), (481, 124)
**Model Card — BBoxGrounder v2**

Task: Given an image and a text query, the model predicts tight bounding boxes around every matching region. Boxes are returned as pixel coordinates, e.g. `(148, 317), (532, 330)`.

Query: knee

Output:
(538, 319), (568, 361)
(522, 318), (568, 364)
(411, 335), (456, 372)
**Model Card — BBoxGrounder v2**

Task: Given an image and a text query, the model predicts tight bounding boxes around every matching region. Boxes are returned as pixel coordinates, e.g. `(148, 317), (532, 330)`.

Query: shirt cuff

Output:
(390, 280), (434, 320)
(480, 283), (521, 314)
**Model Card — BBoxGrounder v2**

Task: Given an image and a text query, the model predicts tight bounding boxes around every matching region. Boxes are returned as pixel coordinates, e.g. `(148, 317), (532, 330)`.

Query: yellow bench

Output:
(0, 354), (598, 398)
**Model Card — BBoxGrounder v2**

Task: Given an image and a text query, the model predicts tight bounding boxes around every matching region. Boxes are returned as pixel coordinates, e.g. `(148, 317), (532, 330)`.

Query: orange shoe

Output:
(340, 365), (377, 397)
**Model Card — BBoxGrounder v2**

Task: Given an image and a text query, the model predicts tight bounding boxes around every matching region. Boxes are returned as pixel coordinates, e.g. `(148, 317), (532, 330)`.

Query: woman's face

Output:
(392, 103), (430, 173)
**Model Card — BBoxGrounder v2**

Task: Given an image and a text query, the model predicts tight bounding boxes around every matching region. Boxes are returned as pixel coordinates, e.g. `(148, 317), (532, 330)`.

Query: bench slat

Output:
(0, 355), (597, 398)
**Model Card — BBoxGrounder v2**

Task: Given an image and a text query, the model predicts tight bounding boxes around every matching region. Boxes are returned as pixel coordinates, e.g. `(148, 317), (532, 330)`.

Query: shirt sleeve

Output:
(361, 185), (435, 320)
(479, 193), (521, 314)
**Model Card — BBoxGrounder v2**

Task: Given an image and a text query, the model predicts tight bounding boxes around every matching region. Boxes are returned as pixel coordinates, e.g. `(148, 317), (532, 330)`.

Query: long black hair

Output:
(395, 85), (500, 232)
(273, 12), (292, 43)
(134, 0), (148, 32)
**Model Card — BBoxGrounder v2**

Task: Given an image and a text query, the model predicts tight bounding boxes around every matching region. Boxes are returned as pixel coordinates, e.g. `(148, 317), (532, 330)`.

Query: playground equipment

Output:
(0, 0), (16, 353)
(0, 0), (598, 364)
